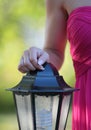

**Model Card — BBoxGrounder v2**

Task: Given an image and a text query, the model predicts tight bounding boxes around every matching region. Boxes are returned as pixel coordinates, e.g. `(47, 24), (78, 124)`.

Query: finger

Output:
(38, 52), (49, 66)
(29, 48), (44, 70)
(29, 47), (38, 63)
(23, 50), (36, 71)
(18, 57), (29, 73)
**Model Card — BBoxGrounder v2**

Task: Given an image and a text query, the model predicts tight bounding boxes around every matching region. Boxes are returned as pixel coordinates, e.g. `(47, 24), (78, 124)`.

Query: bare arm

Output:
(44, 0), (67, 70)
(18, 0), (68, 73)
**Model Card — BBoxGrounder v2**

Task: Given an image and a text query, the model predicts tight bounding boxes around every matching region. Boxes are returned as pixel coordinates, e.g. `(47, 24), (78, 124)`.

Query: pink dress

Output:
(67, 6), (91, 130)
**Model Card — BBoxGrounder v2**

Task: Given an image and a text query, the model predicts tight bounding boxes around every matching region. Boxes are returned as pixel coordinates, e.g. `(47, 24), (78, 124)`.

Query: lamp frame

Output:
(7, 63), (78, 130)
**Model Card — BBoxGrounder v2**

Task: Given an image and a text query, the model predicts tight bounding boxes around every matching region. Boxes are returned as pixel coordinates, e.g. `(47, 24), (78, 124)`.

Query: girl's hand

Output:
(18, 47), (49, 73)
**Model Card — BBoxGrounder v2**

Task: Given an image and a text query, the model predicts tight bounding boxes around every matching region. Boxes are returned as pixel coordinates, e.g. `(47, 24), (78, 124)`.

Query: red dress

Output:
(67, 6), (91, 130)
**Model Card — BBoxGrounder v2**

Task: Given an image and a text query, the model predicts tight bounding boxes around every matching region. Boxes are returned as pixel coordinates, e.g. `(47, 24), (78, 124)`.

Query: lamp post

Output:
(8, 63), (78, 130)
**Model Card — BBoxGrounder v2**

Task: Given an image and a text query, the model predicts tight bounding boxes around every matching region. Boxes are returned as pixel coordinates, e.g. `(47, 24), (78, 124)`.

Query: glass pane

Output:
(15, 94), (34, 130)
(58, 95), (71, 130)
(52, 96), (59, 129)
(35, 95), (59, 130)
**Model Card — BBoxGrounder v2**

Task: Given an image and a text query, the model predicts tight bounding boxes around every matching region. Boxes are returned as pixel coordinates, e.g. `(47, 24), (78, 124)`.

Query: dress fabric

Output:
(67, 6), (91, 130)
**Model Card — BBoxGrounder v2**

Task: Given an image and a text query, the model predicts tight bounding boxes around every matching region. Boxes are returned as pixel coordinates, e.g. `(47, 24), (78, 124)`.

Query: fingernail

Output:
(40, 66), (45, 70)
(38, 60), (43, 66)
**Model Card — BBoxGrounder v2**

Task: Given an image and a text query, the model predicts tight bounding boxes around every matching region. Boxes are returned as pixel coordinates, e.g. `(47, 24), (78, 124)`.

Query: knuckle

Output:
(29, 47), (41, 52)
(24, 50), (28, 55)
(46, 52), (49, 57)
(44, 52), (49, 59)
(24, 62), (29, 67)
(30, 58), (36, 63)
(29, 46), (36, 51)
(18, 63), (23, 68)
(31, 67), (36, 71)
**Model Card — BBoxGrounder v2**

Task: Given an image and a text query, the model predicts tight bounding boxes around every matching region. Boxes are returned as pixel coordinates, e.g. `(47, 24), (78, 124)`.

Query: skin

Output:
(18, 0), (91, 73)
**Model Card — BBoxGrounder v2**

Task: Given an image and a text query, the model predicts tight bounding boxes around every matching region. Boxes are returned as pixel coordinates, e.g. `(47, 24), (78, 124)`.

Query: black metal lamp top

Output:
(8, 63), (78, 95)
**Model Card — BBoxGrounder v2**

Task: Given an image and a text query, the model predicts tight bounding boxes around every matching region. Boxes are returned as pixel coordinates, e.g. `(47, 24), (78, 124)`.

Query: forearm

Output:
(43, 8), (67, 70)
(42, 0), (68, 70)
(18, 0), (67, 73)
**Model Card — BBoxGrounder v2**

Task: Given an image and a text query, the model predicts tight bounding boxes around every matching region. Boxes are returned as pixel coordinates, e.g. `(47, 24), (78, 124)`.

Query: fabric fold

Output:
(67, 6), (91, 130)
(67, 6), (91, 77)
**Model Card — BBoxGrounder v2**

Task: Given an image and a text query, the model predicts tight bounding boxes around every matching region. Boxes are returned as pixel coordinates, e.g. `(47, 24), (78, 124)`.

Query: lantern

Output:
(8, 63), (78, 130)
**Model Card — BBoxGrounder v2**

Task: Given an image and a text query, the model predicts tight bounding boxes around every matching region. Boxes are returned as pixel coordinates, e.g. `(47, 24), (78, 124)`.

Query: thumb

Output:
(38, 52), (49, 66)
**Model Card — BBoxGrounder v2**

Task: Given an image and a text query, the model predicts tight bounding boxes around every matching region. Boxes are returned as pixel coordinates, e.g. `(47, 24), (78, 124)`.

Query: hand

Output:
(18, 47), (49, 73)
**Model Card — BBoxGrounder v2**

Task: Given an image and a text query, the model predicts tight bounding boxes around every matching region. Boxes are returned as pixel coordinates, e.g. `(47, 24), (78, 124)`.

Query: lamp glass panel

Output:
(35, 95), (59, 130)
(58, 95), (71, 130)
(14, 94), (34, 130)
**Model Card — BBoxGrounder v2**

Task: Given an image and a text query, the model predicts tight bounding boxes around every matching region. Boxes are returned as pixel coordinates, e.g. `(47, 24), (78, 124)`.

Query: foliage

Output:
(0, 0), (75, 113)
(0, 111), (72, 130)
(0, 0), (46, 112)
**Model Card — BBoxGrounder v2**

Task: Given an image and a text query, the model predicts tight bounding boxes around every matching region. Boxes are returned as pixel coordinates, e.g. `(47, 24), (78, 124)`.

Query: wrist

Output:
(43, 48), (64, 70)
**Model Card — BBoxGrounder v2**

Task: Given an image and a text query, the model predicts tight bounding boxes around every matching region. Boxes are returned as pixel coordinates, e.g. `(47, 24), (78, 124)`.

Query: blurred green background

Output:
(0, 0), (75, 129)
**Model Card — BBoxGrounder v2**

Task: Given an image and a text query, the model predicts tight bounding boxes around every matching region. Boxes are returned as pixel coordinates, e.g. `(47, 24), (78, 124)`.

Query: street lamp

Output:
(8, 63), (78, 130)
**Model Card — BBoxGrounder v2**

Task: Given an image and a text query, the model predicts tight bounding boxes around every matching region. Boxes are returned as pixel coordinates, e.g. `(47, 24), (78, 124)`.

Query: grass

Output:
(0, 110), (72, 130)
